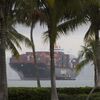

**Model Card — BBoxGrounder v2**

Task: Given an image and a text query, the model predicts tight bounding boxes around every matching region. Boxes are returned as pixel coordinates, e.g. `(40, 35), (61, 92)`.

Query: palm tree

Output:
(14, 0), (41, 87)
(76, 36), (98, 100)
(0, 1), (32, 100)
(37, 1), (68, 100)
(0, 1), (10, 99)
(57, 0), (100, 87)
(76, 36), (97, 85)
(0, 13), (8, 100)
(30, 22), (41, 87)
(36, 0), (85, 100)
(83, 1), (100, 87)
(28, 6), (41, 88)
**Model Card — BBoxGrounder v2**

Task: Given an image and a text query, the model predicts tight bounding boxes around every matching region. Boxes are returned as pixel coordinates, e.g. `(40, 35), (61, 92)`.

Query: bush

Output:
(8, 88), (51, 100)
(59, 93), (100, 100)
(57, 87), (100, 94)
(8, 88), (100, 100)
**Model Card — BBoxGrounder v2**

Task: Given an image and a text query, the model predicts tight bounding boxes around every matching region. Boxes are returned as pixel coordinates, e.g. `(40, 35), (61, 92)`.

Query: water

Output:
(7, 58), (94, 87)
(8, 80), (94, 87)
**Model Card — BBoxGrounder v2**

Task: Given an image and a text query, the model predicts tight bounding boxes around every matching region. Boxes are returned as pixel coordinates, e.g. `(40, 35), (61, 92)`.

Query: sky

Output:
(6, 22), (90, 58)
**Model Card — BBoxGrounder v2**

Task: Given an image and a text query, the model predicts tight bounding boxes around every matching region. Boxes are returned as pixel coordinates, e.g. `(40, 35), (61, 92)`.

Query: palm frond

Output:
(6, 39), (20, 58)
(8, 26), (32, 48)
(84, 24), (95, 42)
(42, 31), (49, 43)
(57, 16), (87, 34)
(76, 45), (94, 74)
(7, 29), (22, 50)
(76, 59), (90, 73)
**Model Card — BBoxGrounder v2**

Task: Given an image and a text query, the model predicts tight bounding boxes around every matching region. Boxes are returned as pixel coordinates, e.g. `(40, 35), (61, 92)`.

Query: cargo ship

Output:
(9, 45), (78, 80)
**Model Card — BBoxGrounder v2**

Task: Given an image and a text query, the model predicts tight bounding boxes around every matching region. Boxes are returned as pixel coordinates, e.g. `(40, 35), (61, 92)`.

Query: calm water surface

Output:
(8, 80), (94, 87)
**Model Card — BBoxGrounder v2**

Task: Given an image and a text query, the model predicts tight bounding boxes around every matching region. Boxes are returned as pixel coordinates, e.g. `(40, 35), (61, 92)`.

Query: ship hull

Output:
(10, 63), (51, 80)
(9, 63), (73, 80)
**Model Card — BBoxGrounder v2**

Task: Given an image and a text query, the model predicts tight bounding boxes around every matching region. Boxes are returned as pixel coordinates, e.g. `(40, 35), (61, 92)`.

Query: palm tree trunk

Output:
(94, 57), (98, 87)
(86, 64), (97, 100)
(50, 39), (58, 100)
(86, 87), (96, 100)
(30, 23), (41, 88)
(0, 17), (8, 100)
(95, 29), (100, 87)
(95, 67), (98, 87)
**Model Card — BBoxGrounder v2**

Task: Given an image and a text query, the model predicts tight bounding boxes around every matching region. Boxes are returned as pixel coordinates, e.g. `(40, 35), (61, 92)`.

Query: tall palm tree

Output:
(37, 1), (68, 100)
(76, 36), (97, 85)
(57, 0), (100, 87)
(83, 1), (100, 87)
(30, 22), (41, 87)
(0, 1), (10, 99)
(28, 6), (42, 88)
(36, 0), (85, 100)
(0, 12), (8, 100)
(0, 1), (32, 100)
(14, 0), (41, 87)
(76, 35), (98, 100)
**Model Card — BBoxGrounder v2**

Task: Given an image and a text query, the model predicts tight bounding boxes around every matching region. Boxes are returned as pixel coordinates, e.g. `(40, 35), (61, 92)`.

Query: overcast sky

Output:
(6, 22), (90, 58)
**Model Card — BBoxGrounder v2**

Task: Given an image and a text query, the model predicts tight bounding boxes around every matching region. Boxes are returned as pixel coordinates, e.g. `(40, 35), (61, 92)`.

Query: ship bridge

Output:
(54, 43), (64, 52)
